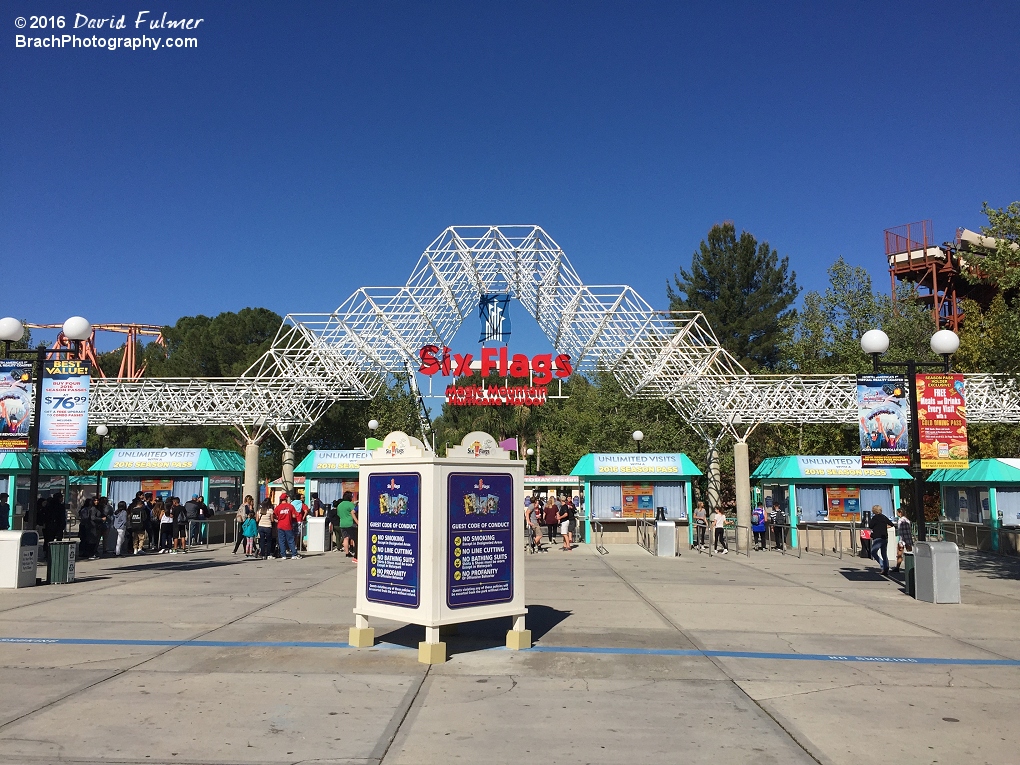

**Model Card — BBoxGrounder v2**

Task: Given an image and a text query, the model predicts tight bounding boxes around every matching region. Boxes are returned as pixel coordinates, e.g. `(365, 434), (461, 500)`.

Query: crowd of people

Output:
(524, 494), (580, 552)
(73, 491), (219, 558)
(224, 491), (360, 561)
(692, 500), (791, 554)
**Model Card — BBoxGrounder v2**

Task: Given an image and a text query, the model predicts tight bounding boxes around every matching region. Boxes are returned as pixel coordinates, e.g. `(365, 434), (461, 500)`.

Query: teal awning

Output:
(570, 453), (702, 481)
(295, 449), (373, 476)
(751, 455), (912, 482)
(0, 453), (80, 474)
(928, 458), (1020, 485)
(89, 448), (244, 474)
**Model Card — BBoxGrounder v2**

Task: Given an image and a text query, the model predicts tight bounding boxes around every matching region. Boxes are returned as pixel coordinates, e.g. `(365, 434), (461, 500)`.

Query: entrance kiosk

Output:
(349, 431), (527, 664)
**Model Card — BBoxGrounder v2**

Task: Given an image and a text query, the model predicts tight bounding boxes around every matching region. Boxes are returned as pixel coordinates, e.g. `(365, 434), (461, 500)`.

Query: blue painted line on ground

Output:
(1, 637), (1017, 667)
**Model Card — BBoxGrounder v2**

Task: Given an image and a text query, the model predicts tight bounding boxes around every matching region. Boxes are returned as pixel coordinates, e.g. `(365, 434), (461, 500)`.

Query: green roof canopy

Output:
(89, 448), (244, 475)
(570, 453), (702, 481)
(0, 453), (80, 474)
(928, 458), (1020, 485)
(751, 455), (912, 482)
(295, 449), (374, 476)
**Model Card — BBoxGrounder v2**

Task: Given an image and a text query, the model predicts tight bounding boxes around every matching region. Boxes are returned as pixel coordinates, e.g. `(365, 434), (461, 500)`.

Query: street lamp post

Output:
(632, 430), (644, 454)
(526, 447), (535, 474)
(861, 329), (960, 542)
(94, 425), (109, 501)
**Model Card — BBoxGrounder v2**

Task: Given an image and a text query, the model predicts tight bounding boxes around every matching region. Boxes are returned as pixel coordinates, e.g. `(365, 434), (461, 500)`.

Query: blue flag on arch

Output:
(479, 294), (512, 343)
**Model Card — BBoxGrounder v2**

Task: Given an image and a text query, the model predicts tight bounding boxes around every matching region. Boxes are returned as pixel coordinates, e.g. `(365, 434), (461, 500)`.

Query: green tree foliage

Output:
(975, 201), (1020, 290)
(667, 223), (799, 371)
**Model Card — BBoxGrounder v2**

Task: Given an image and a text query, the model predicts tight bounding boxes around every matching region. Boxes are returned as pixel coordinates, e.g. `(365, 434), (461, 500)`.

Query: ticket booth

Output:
(0, 453), (79, 530)
(569, 453), (701, 546)
(89, 448), (244, 513)
(294, 449), (373, 506)
(928, 458), (1020, 552)
(751, 455), (911, 550)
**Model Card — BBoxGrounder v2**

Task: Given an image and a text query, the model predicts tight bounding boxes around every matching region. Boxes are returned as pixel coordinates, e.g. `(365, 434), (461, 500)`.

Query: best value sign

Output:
(39, 360), (91, 452)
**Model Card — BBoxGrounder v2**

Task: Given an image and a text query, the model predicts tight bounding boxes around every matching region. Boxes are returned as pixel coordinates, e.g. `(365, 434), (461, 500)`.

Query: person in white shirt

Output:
(712, 508), (728, 554)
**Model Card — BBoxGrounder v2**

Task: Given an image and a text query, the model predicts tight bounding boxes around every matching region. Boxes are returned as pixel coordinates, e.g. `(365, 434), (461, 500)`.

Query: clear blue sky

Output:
(3, 0), (1018, 343)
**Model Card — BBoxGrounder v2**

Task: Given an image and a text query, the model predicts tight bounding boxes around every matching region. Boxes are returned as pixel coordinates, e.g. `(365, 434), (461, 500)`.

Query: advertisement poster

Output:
(140, 479), (175, 501)
(621, 482), (654, 518)
(856, 374), (910, 467)
(824, 486), (861, 522)
(916, 374), (969, 470)
(366, 473), (420, 608)
(447, 472), (514, 609)
(38, 360), (92, 452)
(0, 360), (33, 451)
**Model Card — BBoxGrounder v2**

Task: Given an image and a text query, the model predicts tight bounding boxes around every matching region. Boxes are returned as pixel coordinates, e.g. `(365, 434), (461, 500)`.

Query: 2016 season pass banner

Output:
(366, 472), (421, 608)
(447, 473), (513, 609)
(916, 374), (968, 470)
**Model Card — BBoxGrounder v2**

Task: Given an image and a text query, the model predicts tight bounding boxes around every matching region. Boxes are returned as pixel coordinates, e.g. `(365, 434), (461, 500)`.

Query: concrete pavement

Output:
(0, 541), (1017, 764)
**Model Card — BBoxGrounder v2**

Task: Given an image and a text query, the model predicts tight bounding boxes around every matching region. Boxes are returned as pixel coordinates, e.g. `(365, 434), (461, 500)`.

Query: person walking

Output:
(868, 504), (895, 575)
(712, 506), (728, 553)
(693, 501), (708, 550)
(127, 500), (147, 555)
(112, 501), (129, 557)
(92, 497), (110, 558)
(274, 493), (300, 560)
(751, 504), (767, 551)
(232, 495), (253, 555)
(772, 504), (788, 551)
(543, 498), (558, 545)
(892, 507), (914, 573)
(0, 492), (10, 531)
(335, 491), (358, 559)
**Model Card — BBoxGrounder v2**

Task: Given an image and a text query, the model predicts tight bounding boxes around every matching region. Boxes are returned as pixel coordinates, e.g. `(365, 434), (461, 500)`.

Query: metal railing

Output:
(769, 524), (801, 557)
(726, 524), (751, 557)
(186, 519), (234, 550)
(802, 524), (853, 560)
(590, 519), (608, 555)
(637, 517), (657, 555)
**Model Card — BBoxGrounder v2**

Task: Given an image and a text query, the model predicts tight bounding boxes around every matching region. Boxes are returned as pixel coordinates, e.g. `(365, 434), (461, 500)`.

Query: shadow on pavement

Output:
(958, 550), (1020, 581)
(376, 606), (572, 656)
(837, 567), (888, 582)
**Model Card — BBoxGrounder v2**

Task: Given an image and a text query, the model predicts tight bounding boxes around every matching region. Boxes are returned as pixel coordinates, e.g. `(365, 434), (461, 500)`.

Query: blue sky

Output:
(3, 0), (1018, 350)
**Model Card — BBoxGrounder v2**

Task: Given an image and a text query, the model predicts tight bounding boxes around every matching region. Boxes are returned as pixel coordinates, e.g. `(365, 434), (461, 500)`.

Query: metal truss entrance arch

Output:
(89, 225), (1020, 443)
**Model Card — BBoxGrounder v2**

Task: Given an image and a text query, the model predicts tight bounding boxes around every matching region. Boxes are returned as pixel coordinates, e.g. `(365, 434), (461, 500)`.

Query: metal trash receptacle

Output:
(655, 521), (677, 557)
(903, 551), (915, 597)
(0, 530), (39, 588)
(914, 541), (960, 604)
(47, 541), (77, 584)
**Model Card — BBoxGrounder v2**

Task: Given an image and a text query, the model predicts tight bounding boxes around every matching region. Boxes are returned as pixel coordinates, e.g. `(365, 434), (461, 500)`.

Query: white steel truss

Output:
(87, 225), (1020, 436)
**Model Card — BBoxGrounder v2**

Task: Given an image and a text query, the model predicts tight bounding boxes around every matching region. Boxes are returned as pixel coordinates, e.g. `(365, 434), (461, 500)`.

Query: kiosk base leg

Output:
(506, 614), (531, 650)
(419, 626), (447, 664)
(349, 614), (375, 648)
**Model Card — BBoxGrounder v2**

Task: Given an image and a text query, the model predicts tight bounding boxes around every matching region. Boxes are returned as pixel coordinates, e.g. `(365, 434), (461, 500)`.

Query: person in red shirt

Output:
(274, 493), (301, 560)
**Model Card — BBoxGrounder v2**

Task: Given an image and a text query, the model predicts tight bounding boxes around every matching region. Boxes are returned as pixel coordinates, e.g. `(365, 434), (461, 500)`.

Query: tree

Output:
(975, 201), (1020, 290)
(668, 223), (799, 371)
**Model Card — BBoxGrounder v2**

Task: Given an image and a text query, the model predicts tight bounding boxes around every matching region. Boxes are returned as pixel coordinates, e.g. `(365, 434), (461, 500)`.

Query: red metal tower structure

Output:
(26, 323), (166, 379)
(885, 220), (994, 331)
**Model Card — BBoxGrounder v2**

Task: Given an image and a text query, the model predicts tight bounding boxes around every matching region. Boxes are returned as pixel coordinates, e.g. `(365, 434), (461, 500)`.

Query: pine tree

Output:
(667, 223), (799, 371)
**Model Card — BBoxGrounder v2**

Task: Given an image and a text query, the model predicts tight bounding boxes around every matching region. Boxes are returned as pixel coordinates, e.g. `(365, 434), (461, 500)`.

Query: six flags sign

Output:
(418, 345), (572, 407)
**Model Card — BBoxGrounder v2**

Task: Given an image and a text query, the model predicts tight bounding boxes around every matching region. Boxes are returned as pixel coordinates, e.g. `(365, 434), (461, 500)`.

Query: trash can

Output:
(306, 516), (329, 553)
(655, 521), (677, 557)
(903, 550), (915, 597)
(0, 530), (39, 588)
(859, 529), (872, 558)
(914, 541), (960, 604)
(46, 540), (77, 584)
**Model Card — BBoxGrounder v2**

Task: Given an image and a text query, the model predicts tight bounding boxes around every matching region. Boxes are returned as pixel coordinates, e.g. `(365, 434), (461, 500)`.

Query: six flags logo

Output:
(475, 478), (490, 491)
(387, 478), (401, 490)
(418, 346), (571, 386)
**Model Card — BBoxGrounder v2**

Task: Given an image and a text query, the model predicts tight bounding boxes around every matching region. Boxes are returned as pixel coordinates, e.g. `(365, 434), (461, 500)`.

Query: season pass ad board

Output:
(447, 472), (514, 609)
(366, 472), (421, 608)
